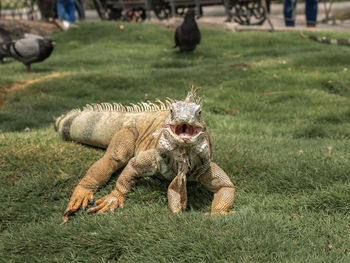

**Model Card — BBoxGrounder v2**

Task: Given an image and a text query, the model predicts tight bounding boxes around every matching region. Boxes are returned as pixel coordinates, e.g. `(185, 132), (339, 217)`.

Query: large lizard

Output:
(55, 88), (235, 223)
(300, 32), (350, 46)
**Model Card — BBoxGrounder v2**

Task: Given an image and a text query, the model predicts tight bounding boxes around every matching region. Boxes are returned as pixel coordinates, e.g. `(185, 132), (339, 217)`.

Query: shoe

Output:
(307, 23), (316, 28)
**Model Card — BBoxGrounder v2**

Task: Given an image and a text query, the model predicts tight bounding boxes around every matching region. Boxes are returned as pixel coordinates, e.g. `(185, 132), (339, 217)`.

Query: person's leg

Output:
(65, 0), (76, 23)
(37, 0), (47, 20)
(284, 0), (297, 26)
(76, 0), (85, 20)
(305, 0), (318, 27)
(56, 0), (66, 20)
(265, 0), (271, 13)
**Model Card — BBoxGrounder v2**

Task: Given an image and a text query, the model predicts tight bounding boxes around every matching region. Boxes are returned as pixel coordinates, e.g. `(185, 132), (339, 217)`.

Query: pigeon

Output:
(174, 9), (201, 52)
(6, 35), (55, 73)
(0, 27), (12, 64)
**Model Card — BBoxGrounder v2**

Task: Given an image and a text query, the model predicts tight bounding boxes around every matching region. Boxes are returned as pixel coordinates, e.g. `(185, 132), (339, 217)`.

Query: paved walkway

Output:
(199, 2), (350, 31)
(85, 1), (350, 32)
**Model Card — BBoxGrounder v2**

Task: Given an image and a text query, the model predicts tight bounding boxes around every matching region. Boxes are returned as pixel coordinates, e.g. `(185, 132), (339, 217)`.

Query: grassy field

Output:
(0, 22), (350, 262)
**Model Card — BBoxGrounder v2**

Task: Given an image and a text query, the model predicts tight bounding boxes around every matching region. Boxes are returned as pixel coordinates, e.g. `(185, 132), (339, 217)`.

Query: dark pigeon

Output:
(174, 9), (201, 52)
(6, 35), (55, 73)
(0, 27), (12, 64)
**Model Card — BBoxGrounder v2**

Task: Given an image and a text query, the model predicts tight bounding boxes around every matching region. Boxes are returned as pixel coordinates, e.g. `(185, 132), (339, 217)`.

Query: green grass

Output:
(1, 22), (350, 262)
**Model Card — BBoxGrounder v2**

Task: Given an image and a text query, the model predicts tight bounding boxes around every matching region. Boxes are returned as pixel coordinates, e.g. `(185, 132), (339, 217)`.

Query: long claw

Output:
(60, 215), (70, 225)
(89, 195), (94, 204)
(63, 208), (71, 217)
(61, 208), (73, 225)
(61, 201), (77, 225)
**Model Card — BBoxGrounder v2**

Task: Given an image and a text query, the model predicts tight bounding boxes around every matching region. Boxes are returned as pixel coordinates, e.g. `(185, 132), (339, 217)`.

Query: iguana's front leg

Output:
(88, 149), (160, 214)
(198, 162), (235, 215)
(63, 128), (137, 221)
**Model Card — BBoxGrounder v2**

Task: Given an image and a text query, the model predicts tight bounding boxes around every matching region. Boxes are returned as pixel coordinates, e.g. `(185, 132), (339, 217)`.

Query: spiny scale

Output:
(79, 99), (176, 113)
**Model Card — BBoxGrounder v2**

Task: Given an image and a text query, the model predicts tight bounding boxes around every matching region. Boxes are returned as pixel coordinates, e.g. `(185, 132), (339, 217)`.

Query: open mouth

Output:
(169, 122), (201, 137)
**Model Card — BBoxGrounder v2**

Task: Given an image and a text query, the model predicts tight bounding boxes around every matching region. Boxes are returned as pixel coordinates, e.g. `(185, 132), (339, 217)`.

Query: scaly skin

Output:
(300, 32), (350, 46)
(56, 88), (235, 223)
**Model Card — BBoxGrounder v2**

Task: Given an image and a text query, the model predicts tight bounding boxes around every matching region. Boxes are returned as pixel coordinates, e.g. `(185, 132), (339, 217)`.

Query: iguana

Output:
(300, 32), (350, 46)
(56, 88), (235, 223)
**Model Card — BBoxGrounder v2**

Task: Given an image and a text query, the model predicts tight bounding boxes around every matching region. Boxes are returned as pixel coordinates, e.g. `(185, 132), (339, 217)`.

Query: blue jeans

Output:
(284, 0), (318, 26)
(57, 0), (76, 23)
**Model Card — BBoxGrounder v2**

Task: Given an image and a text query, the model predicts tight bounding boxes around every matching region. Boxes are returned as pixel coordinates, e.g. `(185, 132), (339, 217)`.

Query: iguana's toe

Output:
(94, 197), (105, 206)
(87, 201), (106, 213)
(72, 198), (83, 211)
(82, 196), (90, 210)
(87, 190), (125, 214)
(97, 205), (110, 214)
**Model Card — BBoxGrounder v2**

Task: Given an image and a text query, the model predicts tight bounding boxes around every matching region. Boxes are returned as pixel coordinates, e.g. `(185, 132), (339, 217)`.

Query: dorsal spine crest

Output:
(76, 100), (176, 113)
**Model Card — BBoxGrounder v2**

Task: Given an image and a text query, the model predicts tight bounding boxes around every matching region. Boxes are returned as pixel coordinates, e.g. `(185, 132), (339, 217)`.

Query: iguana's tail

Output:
(54, 114), (65, 132)
(55, 100), (170, 148)
(54, 109), (124, 148)
(300, 32), (350, 46)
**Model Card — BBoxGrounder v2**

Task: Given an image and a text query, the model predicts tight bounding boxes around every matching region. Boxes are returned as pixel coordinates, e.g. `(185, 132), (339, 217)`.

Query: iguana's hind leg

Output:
(198, 162), (235, 215)
(62, 128), (137, 221)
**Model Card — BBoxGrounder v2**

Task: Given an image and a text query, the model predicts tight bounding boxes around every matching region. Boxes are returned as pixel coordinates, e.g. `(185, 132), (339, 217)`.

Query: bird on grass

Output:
(0, 27), (12, 64)
(174, 9), (201, 52)
(5, 34), (55, 73)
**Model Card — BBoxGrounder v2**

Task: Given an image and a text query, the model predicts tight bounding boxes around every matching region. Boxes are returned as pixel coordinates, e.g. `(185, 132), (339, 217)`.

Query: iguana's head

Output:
(164, 87), (205, 144)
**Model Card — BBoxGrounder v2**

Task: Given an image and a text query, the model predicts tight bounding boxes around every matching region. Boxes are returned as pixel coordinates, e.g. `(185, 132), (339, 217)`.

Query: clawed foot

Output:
(87, 190), (125, 214)
(61, 185), (94, 225)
